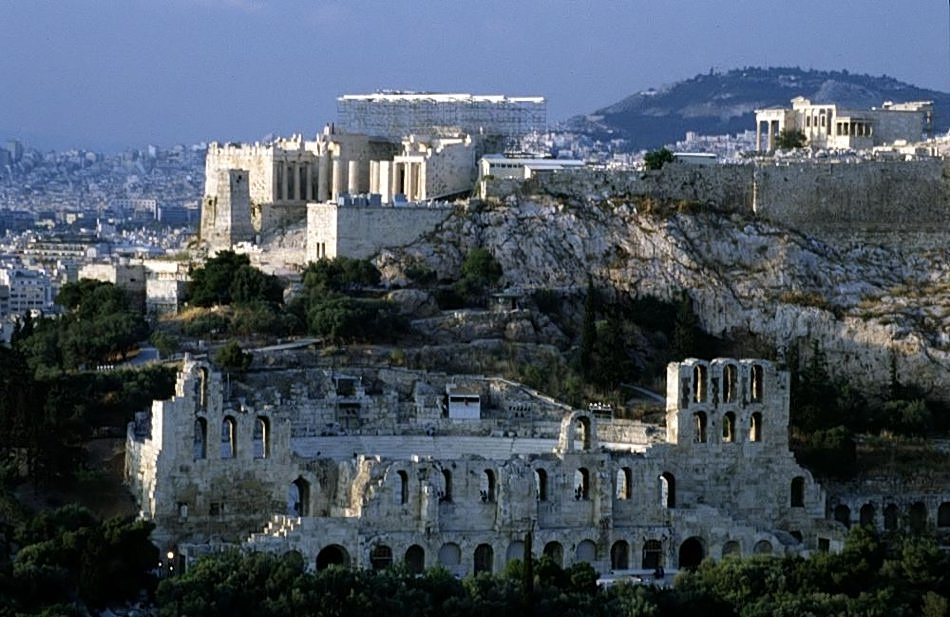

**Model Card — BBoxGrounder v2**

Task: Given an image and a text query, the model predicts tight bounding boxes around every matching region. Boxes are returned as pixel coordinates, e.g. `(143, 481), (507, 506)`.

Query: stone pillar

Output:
(281, 162), (289, 203)
(404, 162), (414, 200)
(756, 121), (762, 152)
(305, 164), (313, 201)
(419, 161), (427, 201)
(317, 154), (331, 202)
(378, 161), (391, 204)
(369, 160), (379, 194)
(331, 157), (341, 202)
(347, 160), (359, 195)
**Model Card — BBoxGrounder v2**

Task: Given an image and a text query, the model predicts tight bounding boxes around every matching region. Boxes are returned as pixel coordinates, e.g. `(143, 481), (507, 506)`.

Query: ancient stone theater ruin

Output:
(126, 357), (844, 574)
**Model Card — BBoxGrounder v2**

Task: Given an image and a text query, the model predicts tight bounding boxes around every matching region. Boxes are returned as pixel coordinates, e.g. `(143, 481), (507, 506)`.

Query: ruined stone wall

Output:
(129, 357), (846, 574)
(306, 203), (453, 261)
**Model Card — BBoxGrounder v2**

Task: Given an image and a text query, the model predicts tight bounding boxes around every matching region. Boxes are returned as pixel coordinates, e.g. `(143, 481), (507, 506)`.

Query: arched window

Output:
(749, 412), (762, 442)
(790, 476), (805, 507)
(438, 543), (461, 568)
(397, 470), (409, 505)
(196, 367), (208, 411)
(834, 504), (851, 528)
(678, 537), (705, 570)
(481, 469), (496, 503)
(721, 541), (740, 558)
(860, 503), (875, 527)
(535, 469), (548, 501)
(642, 540), (663, 569)
(253, 416), (269, 459)
(316, 545), (349, 570)
(884, 504), (900, 531)
(474, 544), (494, 574)
(576, 416), (592, 450)
(574, 468), (590, 501)
(692, 365), (708, 403)
(575, 540), (596, 564)
(751, 365), (764, 402)
(937, 502), (950, 528)
(193, 418), (207, 460)
(405, 545), (425, 574)
(659, 472), (675, 508)
(543, 541), (563, 567)
(753, 540), (773, 555)
(909, 502), (928, 533)
(370, 545), (393, 571)
(723, 364), (738, 403)
(616, 467), (632, 500)
(441, 469), (452, 503)
(221, 416), (237, 459)
(722, 412), (736, 443)
(610, 540), (629, 570)
(693, 412), (707, 443)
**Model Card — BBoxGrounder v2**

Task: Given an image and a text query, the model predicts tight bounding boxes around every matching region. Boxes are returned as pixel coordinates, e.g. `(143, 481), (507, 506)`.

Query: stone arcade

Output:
(126, 357), (860, 574)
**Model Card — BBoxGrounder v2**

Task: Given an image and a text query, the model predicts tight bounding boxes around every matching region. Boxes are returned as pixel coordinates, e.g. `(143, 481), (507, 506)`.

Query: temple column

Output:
(347, 160), (359, 194)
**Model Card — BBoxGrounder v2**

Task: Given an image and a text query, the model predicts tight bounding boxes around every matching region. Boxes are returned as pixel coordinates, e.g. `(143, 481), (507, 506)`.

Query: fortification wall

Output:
(485, 165), (755, 211)
(752, 159), (950, 240)
(307, 204), (453, 261)
(486, 159), (949, 247)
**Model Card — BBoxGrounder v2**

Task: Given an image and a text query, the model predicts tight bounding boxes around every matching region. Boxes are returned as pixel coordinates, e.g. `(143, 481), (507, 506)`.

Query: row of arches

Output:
(693, 411), (762, 443)
(415, 467), (678, 509)
(832, 501), (950, 532)
(194, 415), (270, 461)
(690, 363), (764, 405)
(315, 535), (715, 574)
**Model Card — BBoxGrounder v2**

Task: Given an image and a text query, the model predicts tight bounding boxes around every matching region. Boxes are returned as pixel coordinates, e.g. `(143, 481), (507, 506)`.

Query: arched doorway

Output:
(641, 540), (663, 569)
(474, 544), (494, 574)
(834, 504), (851, 529)
(909, 502), (928, 532)
(721, 541), (740, 558)
(678, 537), (704, 570)
(543, 541), (563, 567)
(288, 477), (310, 517)
(405, 545), (425, 574)
(753, 540), (773, 555)
(370, 545), (393, 571)
(859, 503), (875, 527)
(506, 541), (525, 564)
(316, 545), (349, 570)
(610, 540), (629, 570)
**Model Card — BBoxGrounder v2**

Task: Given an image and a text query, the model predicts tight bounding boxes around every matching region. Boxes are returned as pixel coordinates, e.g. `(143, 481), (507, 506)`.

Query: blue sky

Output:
(2, 0), (948, 151)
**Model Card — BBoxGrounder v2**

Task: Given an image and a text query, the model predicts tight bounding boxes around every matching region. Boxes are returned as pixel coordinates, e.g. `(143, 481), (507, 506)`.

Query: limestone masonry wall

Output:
(127, 357), (873, 576)
(487, 159), (950, 246)
(307, 204), (453, 261)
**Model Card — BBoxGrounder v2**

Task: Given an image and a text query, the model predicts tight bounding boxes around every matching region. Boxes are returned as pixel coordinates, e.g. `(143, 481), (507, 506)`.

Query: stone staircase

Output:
(246, 514), (302, 550)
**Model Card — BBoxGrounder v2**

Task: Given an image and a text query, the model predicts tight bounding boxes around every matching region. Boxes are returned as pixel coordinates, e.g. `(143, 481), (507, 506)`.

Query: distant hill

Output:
(562, 67), (950, 150)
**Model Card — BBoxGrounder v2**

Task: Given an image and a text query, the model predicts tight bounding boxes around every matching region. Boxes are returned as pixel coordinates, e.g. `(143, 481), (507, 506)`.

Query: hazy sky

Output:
(2, 0), (948, 151)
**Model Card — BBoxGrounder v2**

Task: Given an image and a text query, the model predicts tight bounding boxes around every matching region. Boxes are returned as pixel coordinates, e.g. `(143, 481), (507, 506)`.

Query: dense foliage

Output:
(291, 258), (406, 343)
(644, 148), (675, 170)
(13, 280), (149, 376)
(188, 250), (283, 307)
(155, 528), (950, 617)
(0, 344), (176, 485)
(0, 504), (158, 615)
(775, 128), (807, 149)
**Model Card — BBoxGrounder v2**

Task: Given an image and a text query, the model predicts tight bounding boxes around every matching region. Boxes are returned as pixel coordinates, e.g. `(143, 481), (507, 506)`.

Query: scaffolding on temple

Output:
(336, 92), (546, 142)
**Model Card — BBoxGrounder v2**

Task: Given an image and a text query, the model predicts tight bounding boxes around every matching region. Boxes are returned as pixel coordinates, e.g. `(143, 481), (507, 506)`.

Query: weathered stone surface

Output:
(128, 356), (864, 576)
(379, 198), (950, 403)
(386, 289), (440, 318)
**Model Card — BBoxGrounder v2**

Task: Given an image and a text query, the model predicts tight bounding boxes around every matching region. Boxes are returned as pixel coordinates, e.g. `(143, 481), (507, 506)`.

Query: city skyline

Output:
(2, 0), (949, 151)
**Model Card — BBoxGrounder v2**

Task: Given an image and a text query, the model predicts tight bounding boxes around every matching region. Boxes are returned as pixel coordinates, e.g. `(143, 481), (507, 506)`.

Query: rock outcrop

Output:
(378, 196), (950, 402)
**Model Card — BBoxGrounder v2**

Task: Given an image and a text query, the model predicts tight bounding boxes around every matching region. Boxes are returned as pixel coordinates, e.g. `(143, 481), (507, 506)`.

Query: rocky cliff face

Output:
(378, 196), (950, 402)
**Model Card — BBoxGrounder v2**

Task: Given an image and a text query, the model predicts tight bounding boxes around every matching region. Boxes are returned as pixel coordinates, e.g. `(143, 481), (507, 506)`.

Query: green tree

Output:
(189, 251), (283, 308)
(776, 128), (807, 149)
(644, 147), (674, 170)
(454, 248), (503, 307)
(214, 341), (252, 373)
(302, 257), (381, 293)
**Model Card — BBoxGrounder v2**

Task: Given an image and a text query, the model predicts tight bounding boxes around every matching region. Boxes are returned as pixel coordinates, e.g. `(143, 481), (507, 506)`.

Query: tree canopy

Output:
(644, 147), (675, 170)
(188, 251), (284, 307)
